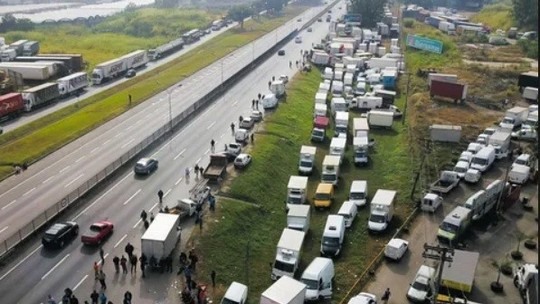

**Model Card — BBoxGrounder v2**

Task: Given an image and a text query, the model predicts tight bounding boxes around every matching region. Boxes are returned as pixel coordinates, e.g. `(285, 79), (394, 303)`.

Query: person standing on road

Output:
(124, 243), (134, 258)
(99, 247), (105, 265)
(381, 288), (391, 303)
(210, 139), (215, 153)
(199, 167), (203, 177)
(130, 254), (138, 274)
(252, 99), (255, 108)
(289, 60), (292, 68)
(268, 80), (271, 88)
(93, 262), (100, 281)
(140, 254), (147, 278)
(99, 292), (107, 304)
(157, 189), (164, 203)
(230, 122), (235, 134)
(150, 212), (154, 222)
(90, 290), (99, 304)
(184, 265), (192, 288)
(194, 164), (199, 177)
(189, 251), (198, 272)
(251, 133), (254, 144)
(120, 256), (128, 274)
(98, 270), (107, 290)
(113, 256), (120, 273)
(256, 98), (259, 109)
(140, 210), (147, 222)
(238, 116), (243, 124)
(143, 219), (149, 230)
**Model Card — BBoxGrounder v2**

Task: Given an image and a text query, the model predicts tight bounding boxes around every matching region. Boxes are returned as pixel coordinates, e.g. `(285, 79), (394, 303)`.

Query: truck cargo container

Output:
(0, 49), (16, 62)
(351, 96), (383, 111)
(148, 38), (185, 61)
(518, 71), (538, 91)
(427, 73), (458, 87)
(353, 118), (369, 137)
(441, 250), (479, 293)
(368, 110), (393, 128)
(271, 228), (305, 280)
(57, 72), (89, 97)
(91, 50), (148, 84)
(203, 154), (228, 181)
(4, 61), (60, 76)
(286, 176), (308, 205)
(463, 179), (504, 221)
(430, 79), (467, 102)
(122, 50), (149, 70)
(429, 124), (462, 142)
(22, 41), (39, 56)
(437, 206), (472, 244)
(298, 146), (316, 175)
(261, 276), (306, 304)
(0, 63), (50, 80)
(15, 55), (82, 73)
(141, 213), (180, 261)
(37, 53), (84, 72)
(9, 39), (28, 56)
(366, 58), (398, 69)
(22, 82), (60, 111)
(311, 51), (330, 66)
(522, 86), (538, 101)
(368, 189), (396, 232)
(487, 129), (511, 159)
(287, 204), (310, 232)
(0, 93), (24, 120)
(499, 106), (528, 130)
(382, 70), (397, 90)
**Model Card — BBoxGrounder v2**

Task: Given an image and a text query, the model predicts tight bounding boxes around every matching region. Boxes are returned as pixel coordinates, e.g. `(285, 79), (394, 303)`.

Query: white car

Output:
(221, 281), (248, 304)
(347, 292), (377, 304)
(384, 238), (409, 261)
(295, 36), (302, 43)
(407, 265), (435, 303)
(464, 168), (481, 184)
(279, 75), (289, 84)
(250, 110), (263, 122)
(240, 117), (254, 129)
(227, 143), (242, 155)
(234, 129), (249, 143)
(234, 153), (252, 169)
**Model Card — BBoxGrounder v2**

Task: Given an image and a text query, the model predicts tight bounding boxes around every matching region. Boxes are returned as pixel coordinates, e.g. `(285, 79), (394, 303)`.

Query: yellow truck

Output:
(314, 183), (334, 208)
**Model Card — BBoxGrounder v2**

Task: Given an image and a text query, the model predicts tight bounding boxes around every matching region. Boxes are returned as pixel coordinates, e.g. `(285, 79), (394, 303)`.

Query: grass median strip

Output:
(191, 68), (415, 301)
(0, 6), (306, 179)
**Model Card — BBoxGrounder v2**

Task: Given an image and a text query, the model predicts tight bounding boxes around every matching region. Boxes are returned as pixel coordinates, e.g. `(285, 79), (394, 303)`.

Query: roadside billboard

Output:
(406, 34), (443, 54)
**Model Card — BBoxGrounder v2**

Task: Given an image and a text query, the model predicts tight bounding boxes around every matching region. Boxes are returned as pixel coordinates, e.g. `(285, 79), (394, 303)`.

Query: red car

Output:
(81, 220), (114, 245)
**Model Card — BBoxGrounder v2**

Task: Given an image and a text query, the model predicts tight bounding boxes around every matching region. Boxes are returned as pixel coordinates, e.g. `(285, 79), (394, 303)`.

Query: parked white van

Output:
(453, 160), (470, 179)
(301, 257), (335, 301)
(320, 215), (345, 257)
(407, 265), (436, 303)
(348, 180), (368, 207)
(470, 146), (495, 172)
(262, 93), (278, 109)
(221, 282), (248, 304)
(338, 201), (358, 228)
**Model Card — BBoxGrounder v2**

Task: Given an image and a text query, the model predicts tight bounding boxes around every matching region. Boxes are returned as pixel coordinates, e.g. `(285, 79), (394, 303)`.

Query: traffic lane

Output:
(363, 160), (528, 302)
(0, 22), (237, 133)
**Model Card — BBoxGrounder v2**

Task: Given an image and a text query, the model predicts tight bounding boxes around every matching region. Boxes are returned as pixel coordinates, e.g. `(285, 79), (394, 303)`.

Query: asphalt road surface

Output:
(0, 21), (234, 133)
(0, 3), (343, 303)
(0, 4), (329, 246)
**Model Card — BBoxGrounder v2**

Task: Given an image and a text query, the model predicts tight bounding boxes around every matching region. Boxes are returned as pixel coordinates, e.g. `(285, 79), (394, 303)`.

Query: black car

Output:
(278, 49), (285, 56)
(125, 69), (136, 78)
(42, 222), (79, 248)
(134, 158), (159, 175)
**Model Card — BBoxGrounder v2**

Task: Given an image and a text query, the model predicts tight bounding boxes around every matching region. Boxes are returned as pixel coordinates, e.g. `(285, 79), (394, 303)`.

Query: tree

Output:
(228, 5), (253, 29)
(266, 0), (288, 14)
(0, 13), (17, 32)
(512, 0), (538, 30)
(349, 0), (387, 28)
(155, 0), (178, 8)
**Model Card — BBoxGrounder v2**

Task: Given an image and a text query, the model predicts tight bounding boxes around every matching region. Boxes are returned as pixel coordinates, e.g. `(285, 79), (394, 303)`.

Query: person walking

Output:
(140, 210), (147, 222)
(120, 255), (128, 274)
(238, 115), (243, 124)
(99, 292), (107, 304)
(258, 93), (261, 100)
(188, 251), (198, 272)
(255, 98), (259, 109)
(143, 219), (149, 230)
(99, 247), (105, 265)
(268, 80), (271, 88)
(46, 295), (57, 304)
(289, 60), (292, 68)
(194, 164), (199, 177)
(130, 254), (138, 274)
(93, 262), (100, 281)
(198, 214), (203, 231)
(211, 270), (216, 288)
(150, 212), (154, 222)
(113, 256), (120, 273)
(70, 295), (80, 304)
(98, 270), (107, 290)
(230, 122), (235, 134)
(381, 288), (391, 303)
(184, 265), (192, 288)
(251, 133), (254, 144)
(199, 167), (203, 177)
(124, 243), (134, 258)
(123, 291), (132, 304)
(165, 255), (173, 273)
(252, 99), (255, 108)
(90, 290), (99, 304)
(139, 254), (147, 278)
(157, 189), (164, 203)
(210, 139), (215, 153)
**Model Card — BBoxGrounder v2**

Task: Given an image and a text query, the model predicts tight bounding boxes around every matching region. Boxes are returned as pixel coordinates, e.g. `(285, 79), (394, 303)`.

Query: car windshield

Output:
(221, 298), (240, 304)
(454, 166), (467, 173)
(300, 160), (312, 167)
(302, 279), (319, 290)
(515, 159), (528, 165)
(411, 281), (429, 291)
(350, 192), (365, 200)
(369, 214), (386, 223)
(315, 193), (330, 200)
(471, 157), (487, 166)
(322, 236), (339, 246)
(274, 260), (294, 272)
(440, 222), (459, 233)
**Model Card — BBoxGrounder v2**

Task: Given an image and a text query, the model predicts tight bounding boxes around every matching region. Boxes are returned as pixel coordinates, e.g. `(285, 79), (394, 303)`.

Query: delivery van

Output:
(348, 180), (368, 206)
(320, 215), (345, 257)
(338, 200), (358, 228)
(301, 257), (335, 301)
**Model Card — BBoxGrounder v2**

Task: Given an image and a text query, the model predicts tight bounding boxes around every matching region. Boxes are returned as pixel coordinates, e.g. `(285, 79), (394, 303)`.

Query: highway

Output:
(0, 22), (233, 133)
(0, 4), (327, 247)
(0, 3), (342, 303)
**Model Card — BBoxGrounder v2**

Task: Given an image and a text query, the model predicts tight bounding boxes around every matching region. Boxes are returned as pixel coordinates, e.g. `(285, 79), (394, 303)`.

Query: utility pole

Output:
(402, 72), (411, 125)
(422, 243), (454, 304)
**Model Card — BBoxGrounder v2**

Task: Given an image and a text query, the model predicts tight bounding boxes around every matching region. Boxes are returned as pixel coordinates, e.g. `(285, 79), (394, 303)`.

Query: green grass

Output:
(470, 4), (514, 31)
(4, 8), (221, 70)
(0, 7), (307, 177)
(192, 69), (415, 302)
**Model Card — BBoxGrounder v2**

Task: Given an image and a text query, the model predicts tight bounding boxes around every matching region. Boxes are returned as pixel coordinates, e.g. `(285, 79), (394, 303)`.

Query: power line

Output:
(422, 243), (455, 304)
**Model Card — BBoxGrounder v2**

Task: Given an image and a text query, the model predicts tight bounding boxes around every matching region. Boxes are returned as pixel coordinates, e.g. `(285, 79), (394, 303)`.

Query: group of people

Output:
(13, 162), (28, 174)
(178, 250), (209, 304)
(47, 288), (133, 304)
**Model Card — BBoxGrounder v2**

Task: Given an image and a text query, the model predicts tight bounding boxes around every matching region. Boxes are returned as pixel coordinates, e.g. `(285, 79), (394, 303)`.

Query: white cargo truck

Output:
(351, 96), (383, 111)
(353, 136), (369, 165)
(331, 97), (348, 115)
(334, 111), (349, 137)
(91, 50), (148, 84)
(315, 92), (327, 104)
(141, 213), (180, 261)
(353, 118), (369, 136)
(271, 228), (306, 280)
(261, 276), (306, 304)
(314, 103), (327, 117)
(56, 72), (89, 97)
(331, 80), (344, 96)
(318, 82), (331, 94)
(348, 180), (368, 206)
(298, 145), (316, 175)
(368, 110), (393, 128)
(0, 63), (50, 80)
(311, 51), (330, 65)
(508, 164), (530, 185)
(286, 176), (308, 205)
(463, 179), (504, 220)
(287, 204), (310, 232)
(499, 106), (528, 130)
(270, 80), (286, 97)
(470, 146), (495, 172)
(522, 86), (538, 101)
(368, 189), (396, 232)
(323, 67), (333, 80)
(321, 155), (340, 186)
(330, 137), (346, 163)
(487, 129), (511, 159)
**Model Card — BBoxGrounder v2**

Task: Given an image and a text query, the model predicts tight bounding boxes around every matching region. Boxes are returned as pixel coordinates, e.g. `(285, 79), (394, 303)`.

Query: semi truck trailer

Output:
(21, 82), (60, 111)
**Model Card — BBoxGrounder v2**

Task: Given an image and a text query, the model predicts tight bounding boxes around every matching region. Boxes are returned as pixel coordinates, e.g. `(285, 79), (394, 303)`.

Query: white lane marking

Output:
(0, 226), (8, 234)
(42, 175), (55, 184)
(133, 219), (142, 229)
(90, 147), (100, 153)
(72, 173), (132, 221)
(23, 187), (36, 196)
(204, 149), (210, 155)
(73, 274), (88, 291)
(149, 203), (159, 212)
(123, 189), (141, 206)
(0, 245), (42, 281)
(97, 253), (109, 266)
(114, 132), (123, 138)
(196, 157), (202, 164)
(102, 139), (111, 145)
(41, 254), (70, 280)
(164, 189), (171, 198)
(114, 234), (128, 248)
(2, 200), (16, 210)
(207, 122), (216, 130)
(174, 148), (186, 160)
(120, 138), (135, 149)
(59, 166), (71, 173)
(174, 177), (183, 186)
(220, 133), (225, 138)
(126, 125), (135, 131)
(75, 156), (85, 163)
(64, 174), (84, 188)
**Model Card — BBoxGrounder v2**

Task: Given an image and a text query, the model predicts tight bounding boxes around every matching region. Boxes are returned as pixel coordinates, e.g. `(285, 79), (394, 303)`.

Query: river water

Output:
(10, 0), (155, 23)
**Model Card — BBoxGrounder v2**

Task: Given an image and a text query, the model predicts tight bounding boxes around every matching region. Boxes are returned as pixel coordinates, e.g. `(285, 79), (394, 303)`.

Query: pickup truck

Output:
(430, 171), (460, 194)
(203, 154), (228, 181)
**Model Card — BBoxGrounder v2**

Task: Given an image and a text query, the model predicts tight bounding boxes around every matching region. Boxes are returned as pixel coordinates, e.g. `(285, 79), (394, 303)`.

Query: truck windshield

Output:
(369, 214), (386, 223)
(302, 278), (319, 290)
(471, 157), (487, 166)
(313, 130), (324, 137)
(322, 174), (336, 182)
(300, 160), (313, 167)
(454, 166), (467, 173)
(336, 126), (347, 133)
(315, 193), (330, 200)
(440, 222), (459, 233)
(515, 159), (528, 166)
(274, 260), (294, 273)
(350, 192), (365, 200)
(501, 118), (514, 124)
(221, 299), (240, 304)
(288, 197), (303, 204)
(322, 236), (339, 246)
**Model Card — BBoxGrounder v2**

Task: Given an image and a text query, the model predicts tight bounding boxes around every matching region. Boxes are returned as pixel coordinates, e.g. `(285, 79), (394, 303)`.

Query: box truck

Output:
(353, 118), (369, 136)
(441, 250), (479, 293)
(22, 41), (39, 56)
(368, 110), (393, 128)
(353, 136), (369, 165)
(141, 213), (180, 261)
(271, 228), (306, 280)
(56, 72), (89, 97)
(351, 96), (383, 111)
(286, 176), (309, 205)
(368, 189), (396, 232)
(518, 71), (538, 91)
(321, 155), (340, 185)
(22, 82), (60, 111)
(437, 206), (472, 244)
(430, 79), (467, 102)
(330, 137), (346, 163)
(298, 145), (316, 175)
(315, 92), (327, 104)
(301, 257), (334, 301)
(261, 276), (306, 304)
(463, 179), (504, 221)
(0, 93), (24, 120)
(91, 50), (148, 84)
(334, 111), (349, 138)
(0, 63), (50, 80)
(499, 106), (528, 130)
(487, 129), (511, 159)
(287, 204), (310, 232)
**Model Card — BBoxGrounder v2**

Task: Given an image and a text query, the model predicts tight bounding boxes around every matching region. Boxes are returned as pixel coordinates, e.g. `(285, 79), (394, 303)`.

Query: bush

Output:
(403, 18), (414, 28)
(518, 39), (539, 59)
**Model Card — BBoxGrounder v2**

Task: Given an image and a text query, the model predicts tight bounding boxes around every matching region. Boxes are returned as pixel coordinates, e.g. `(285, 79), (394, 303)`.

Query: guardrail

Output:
(0, 2), (334, 260)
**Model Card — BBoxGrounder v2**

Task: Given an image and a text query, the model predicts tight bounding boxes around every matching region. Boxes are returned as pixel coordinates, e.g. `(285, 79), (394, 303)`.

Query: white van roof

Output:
(223, 282), (248, 303)
(315, 103), (327, 111)
(330, 137), (347, 148)
(300, 145), (316, 155)
(315, 92), (327, 100)
(371, 189), (396, 206)
(336, 111), (349, 121)
(302, 257), (334, 280)
(288, 176), (308, 189)
(324, 215), (345, 237)
(353, 136), (369, 147)
(473, 146), (495, 158)
(351, 180), (367, 192)
(277, 228), (305, 251)
(323, 155), (341, 166)
(332, 97), (346, 103)
(262, 276), (306, 302)
(338, 201), (356, 215)
(288, 204), (310, 217)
